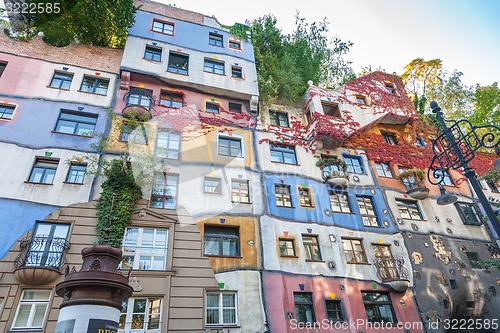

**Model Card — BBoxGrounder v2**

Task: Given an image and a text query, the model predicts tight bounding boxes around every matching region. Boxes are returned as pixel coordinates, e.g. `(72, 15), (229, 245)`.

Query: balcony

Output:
(316, 157), (350, 187)
(122, 87), (153, 120)
(14, 233), (70, 285)
(399, 169), (429, 199)
(373, 255), (410, 292)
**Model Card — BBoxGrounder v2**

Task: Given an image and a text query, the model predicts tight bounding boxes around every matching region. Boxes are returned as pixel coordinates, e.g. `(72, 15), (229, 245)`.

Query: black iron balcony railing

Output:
(373, 255), (409, 282)
(14, 233), (71, 272)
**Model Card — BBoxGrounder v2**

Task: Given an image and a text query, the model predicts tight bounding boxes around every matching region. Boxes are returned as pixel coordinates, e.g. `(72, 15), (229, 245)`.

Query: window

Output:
(168, 52), (189, 75)
(396, 199), (423, 220)
(375, 163), (393, 177)
(120, 124), (147, 144)
(231, 179), (250, 203)
(206, 102), (220, 113)
(321, 101), (340, 117)
(279, 238), (296, 257)
(275, 184), (292, 207)
(325, 300), (344, 321)
(0, 104), (15, 120)
(80, 76), (109, 95)
(456, 202), (482, 225)
(269, 110), (289, 127)
(231, 66), (242, 78)
(204, 226), (240, 256)
(329, 191), (351, 213)
(209, 33), (223, 47)
(228, 102), (242, 113)
(12, 290), (51, 329)
(121, 228), (167, 270)
(204, 177), (221, 194)
(156, 130), (181, 159)
(270, 144), (297, 164)
(204, 58), (225, 75)
(294, 293), (315, 323)
(160, 90), (183, 108)
(356, 95), (366, 104)
(298, 187), (313, 207)
(399, 168), (418, 190)
(151, 173), (178, 209)
(0, 61), (6, 77)
(341, 238), (367, 264)
(373, 244), (399, 280)
(144, 45), (162, 61)
(343, 155), (364, 174)
(206, 292), (237, 325)
(120, 297), (162, 332)
(486, 180), (499, 193)
(361, 292), (396, 324)
(55, 110), (97, 136)
(303, 235), (321, 260)
(152, 19), (174, 35)
(229, 39), (241, 50)
(66, 163), (86, 184)
(49, 72), (73, 90)
(25, 222), (70, 268)
(28, 158), (58, 184)
(385, 82), (396, 94)
(356, 196), (380, 227)
(218, 136), (242, 157)
(126, 88), (153, 110)
(381, 132), (397, 145)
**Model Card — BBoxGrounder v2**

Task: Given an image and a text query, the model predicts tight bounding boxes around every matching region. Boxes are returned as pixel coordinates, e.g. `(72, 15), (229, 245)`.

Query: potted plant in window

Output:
(316, 156), (349, 187)
(399, 169), (429, 199)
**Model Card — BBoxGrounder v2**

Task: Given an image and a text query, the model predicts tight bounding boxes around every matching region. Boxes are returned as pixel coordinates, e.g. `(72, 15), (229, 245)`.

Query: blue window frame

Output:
(55, 110), (97, 136)
(218, 137), (242, 157)
(270, 144), (297, 164)
(168, 52), (189, 75)
(80, 76), (109, 95)
(204, 59), (225, 75)
(160, 91), (183, 108)
(66, 164), (86, 184)
(356, 196), (380, 227)
(49, 72), (73, 90)
(269, 110), (289, 127)
(0, 104), (15, 120)
(209, 33), (223, 47)
(144, 46), (162, 61)
(28, 158), (58, 184)
(343, 155), (364, 174)
(152, 19), (174, 35)
(205, 102), (220, 113)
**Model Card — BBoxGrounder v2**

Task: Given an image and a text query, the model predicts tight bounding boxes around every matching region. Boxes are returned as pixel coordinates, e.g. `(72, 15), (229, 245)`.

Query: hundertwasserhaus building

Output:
(0, 1), (499, 332)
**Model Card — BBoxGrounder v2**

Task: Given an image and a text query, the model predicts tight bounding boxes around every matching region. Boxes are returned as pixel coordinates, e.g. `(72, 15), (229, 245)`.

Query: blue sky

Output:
(159, 0), (499, 87)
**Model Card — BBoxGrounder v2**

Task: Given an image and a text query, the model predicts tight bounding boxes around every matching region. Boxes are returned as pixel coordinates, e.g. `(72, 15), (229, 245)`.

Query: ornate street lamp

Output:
(427, 101), (500, 236)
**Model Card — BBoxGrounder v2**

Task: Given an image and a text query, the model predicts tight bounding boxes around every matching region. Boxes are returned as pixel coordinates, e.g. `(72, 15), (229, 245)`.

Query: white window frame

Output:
(119, 297), (162, 332)
(217, 132), (245, 159)
(121, 227), (168, 270)
(205, 292), (238, 326)
(12, 289), (51, 329)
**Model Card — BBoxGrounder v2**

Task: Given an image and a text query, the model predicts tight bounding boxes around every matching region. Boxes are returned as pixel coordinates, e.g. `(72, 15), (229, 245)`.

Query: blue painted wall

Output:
(0, 199), (59, 259)
(129, 11), (255, 62)
(0, 98), (108, 151)
(264, 175), (396, 233)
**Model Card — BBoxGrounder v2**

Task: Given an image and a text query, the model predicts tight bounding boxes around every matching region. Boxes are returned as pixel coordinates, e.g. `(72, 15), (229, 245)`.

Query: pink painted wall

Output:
(263, 271), (424, 333)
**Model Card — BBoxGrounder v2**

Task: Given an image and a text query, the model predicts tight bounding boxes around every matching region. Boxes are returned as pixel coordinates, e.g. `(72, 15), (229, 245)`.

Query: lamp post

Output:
(427, 101), (500, 237)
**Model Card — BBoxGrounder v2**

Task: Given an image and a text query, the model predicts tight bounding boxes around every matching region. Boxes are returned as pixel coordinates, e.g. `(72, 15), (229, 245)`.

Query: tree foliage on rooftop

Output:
(4, 0), (138, 48)
(250, 13), (355, 105)
(471, 82), (500, 125)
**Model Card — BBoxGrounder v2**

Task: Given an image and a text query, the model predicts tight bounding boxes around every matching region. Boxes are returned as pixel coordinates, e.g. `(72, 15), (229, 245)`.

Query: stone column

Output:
(54, 244), (133, 333)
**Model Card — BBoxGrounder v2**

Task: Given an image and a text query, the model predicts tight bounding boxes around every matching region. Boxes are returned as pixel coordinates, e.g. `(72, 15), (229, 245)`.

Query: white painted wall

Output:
(0, 142), (96, 206)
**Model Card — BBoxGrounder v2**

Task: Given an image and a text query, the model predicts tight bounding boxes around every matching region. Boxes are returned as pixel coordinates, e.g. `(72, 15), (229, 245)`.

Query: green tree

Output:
(250, 13), (354, 104)
(4, 0), (138, 48)
(401, 58), (443, 114)
(470, 82), (500, 125)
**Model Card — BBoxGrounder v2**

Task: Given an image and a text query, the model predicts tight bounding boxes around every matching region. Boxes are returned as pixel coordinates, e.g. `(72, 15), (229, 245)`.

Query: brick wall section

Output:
(0, 31), (123, 73)
(135, 0), (205, 25)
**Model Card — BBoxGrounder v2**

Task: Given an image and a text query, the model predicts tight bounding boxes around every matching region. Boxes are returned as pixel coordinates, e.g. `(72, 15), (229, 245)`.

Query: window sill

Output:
(77, 90), (108, 96)
(271, 161), (300, 166)
(305, 259), (325, 263)
(231, 76), (244, 80)
(347, 261), (371, 265)
(363, 225), (385, 228)
(24, 181), (53, 186)
(151, 30), (174, 37)
(63, 181), (84, 185)
(205, 255), (243, 259)
(8, 328), (44, 332)
(231, 201), (252, 205)
(401, 218), (427, 223)
(51, 130), (94, 138)
(204, 191), (222, 195)
(208, 44), (224, 48)
(46, 86), (70, 91)
(143, 57), (162, 63)
(331, 211), (355, 215)
(280, 255), (299, 259)
(300, 205), (315, 209)
(277, 205), (295, 209)
(129, 269), (176, 277)
(205, 325), (240, 329)
(204, 71), (226, 76)
(167, 70), (189, 76)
